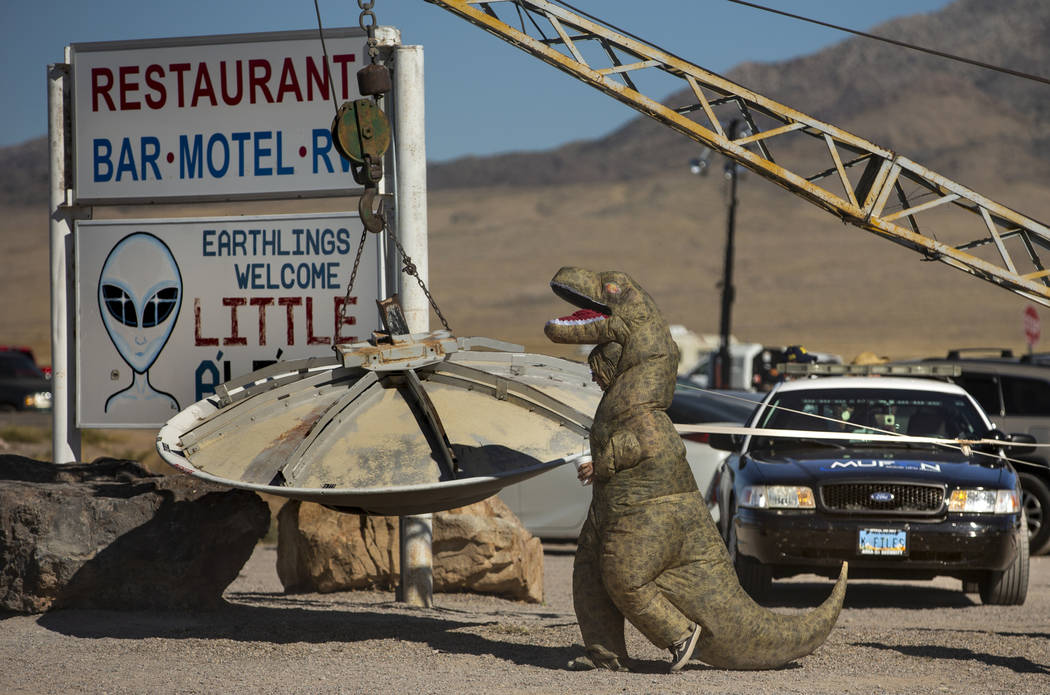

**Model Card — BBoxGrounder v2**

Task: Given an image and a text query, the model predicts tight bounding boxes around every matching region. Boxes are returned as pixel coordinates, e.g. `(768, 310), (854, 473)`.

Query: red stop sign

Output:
(1024, 305), (1040, 346)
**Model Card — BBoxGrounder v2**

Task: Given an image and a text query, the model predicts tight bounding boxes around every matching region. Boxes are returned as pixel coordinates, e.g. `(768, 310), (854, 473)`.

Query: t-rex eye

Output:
(604, 282), (621, 295)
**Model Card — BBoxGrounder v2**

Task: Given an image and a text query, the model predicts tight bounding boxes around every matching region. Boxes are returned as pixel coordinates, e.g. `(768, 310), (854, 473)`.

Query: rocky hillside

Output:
(0, 137), (47, 207)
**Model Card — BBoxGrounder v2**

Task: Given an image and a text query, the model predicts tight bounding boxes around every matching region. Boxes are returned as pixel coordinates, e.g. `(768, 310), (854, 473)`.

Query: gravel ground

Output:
(2, 543), (1048, 695)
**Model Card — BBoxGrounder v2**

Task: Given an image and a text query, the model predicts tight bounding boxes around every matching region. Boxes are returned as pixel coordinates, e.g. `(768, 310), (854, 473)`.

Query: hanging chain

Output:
(390, 229), (452, 332)
(335, 224), (452, 345)
(358, 0), (380, 62)
(335, 228), (371, 349)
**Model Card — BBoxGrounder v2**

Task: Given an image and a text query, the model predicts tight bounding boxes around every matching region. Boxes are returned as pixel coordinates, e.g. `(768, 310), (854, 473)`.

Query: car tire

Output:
(1018, 472), (1050, 556)
(728, 516), (772, 602)
(978, 509), (1029, 606)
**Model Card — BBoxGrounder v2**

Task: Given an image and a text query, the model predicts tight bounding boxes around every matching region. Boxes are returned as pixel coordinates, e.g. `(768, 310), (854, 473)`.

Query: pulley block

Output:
(331, 98), (391, 176)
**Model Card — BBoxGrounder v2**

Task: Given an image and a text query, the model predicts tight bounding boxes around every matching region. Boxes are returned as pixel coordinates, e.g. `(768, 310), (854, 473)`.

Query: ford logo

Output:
(871, 491), (895, 503)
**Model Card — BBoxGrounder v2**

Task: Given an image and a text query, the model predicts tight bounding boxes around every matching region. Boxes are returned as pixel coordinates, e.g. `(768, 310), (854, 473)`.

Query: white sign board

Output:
(75, 213), (380, 427)
(70, 29), (368, 203)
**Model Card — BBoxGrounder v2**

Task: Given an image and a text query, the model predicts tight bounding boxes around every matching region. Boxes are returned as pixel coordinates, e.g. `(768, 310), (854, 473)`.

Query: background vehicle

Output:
(895, 351), (1050, 556)
(0, 349), (52, 411)
(712, 376), (1030, 605)
(0, 345), (51, 379)
(682, 343), (841, 392)
(500, 384), (760, 538)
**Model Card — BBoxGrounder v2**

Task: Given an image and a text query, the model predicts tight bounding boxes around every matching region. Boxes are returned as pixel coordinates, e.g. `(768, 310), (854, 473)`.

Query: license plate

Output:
(858, 528), (907, 556)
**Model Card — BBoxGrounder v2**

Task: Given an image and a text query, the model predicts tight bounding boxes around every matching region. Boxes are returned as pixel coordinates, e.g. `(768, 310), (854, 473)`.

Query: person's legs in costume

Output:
(599, 496), (696, 650)
(571, 512), (630, 670)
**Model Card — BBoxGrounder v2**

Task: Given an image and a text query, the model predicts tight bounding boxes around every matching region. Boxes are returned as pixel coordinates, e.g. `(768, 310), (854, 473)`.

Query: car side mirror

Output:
(984, 428), (1006, 440)
(974, 428), (1007, 458)
(1006, 432), (1037, 457)
(709, 433), (739, 452)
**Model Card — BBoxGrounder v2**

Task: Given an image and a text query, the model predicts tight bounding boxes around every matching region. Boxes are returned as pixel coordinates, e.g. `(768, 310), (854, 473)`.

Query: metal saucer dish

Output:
(156, 330), (599, 515)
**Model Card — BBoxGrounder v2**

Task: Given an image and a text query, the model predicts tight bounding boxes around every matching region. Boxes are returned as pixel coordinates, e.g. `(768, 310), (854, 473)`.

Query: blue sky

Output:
(2, 0), (954, 162)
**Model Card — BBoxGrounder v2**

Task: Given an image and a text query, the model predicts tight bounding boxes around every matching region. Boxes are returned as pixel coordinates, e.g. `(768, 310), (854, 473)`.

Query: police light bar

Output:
(779, 363), (962, 377)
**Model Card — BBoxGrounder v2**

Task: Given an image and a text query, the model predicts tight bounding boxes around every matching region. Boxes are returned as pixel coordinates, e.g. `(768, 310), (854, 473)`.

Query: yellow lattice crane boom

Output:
(425, 0), (1050, 305)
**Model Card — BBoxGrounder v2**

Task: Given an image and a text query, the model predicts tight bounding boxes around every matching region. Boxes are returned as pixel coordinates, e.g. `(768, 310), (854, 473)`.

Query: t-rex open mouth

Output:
(549, 308), (610, 326)
(545, 268), (615, 344)
(550, 280), (610, 315)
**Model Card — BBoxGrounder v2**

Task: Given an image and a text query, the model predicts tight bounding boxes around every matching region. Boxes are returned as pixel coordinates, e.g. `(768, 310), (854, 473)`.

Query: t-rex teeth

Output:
(554, 309), (609, 324)
(549, 316), (603, 326)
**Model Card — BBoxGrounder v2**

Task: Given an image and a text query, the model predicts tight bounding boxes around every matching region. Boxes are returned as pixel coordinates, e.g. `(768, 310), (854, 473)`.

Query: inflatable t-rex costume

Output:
(544, 266), (848, 671)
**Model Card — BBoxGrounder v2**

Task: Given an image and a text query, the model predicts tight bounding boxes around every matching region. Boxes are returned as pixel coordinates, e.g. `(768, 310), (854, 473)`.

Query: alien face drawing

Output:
(98, 232), (183, 375)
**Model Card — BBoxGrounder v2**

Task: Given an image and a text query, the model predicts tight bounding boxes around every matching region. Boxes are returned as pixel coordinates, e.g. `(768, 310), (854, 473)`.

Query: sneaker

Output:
(668, 623), (701, 672)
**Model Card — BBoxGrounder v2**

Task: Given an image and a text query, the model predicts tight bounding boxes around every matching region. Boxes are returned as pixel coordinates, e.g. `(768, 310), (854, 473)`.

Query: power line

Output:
(726, 0), (1050, 87)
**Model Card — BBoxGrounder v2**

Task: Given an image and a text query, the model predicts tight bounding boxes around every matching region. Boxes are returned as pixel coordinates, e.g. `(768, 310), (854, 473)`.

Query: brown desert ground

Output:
(1, 539), (1048, 695)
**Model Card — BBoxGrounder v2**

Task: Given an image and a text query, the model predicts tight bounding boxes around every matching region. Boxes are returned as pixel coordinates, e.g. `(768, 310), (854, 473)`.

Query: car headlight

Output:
(741, 485), (815, 509)
(948, 489), (1019, 514)
(23, 391), (52, 410)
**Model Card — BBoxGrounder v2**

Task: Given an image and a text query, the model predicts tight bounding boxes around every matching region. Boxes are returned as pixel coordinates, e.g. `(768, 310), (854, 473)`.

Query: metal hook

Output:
(360, 188), (391, 233)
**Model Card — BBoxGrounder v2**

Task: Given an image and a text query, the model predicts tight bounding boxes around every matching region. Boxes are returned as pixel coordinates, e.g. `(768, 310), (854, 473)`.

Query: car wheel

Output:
(728, 514), (771, 602)
(1018, 472), (1050, 556)
(978, 509), (1029, 606)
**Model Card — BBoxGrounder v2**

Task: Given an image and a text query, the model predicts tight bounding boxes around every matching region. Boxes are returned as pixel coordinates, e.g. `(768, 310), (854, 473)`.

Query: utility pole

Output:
(715, 119), (742, 390)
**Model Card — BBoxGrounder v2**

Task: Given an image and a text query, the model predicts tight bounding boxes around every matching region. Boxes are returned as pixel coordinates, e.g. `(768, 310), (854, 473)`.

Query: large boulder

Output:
(277, 496), (544, 603)
(433, 500), (544, 603)
(0, 456), (270, 613)
(276, 502), (401, 593)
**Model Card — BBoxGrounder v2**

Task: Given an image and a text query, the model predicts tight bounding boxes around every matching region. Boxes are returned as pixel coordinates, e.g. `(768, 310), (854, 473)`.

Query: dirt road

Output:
(2, 542), (1048, 694)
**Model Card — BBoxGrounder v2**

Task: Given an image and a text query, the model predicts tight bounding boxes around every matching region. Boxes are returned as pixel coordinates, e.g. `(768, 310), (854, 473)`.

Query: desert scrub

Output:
(81, 429), (117, 445)
(0, 425), (48, 444)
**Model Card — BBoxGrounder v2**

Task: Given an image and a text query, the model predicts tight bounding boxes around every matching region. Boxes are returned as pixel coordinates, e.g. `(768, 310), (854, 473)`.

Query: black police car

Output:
(710, 375), (1030, 605)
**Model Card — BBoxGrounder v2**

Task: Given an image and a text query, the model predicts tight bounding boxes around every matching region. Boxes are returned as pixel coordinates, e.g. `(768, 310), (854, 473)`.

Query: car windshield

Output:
(749, 387), (986, 453)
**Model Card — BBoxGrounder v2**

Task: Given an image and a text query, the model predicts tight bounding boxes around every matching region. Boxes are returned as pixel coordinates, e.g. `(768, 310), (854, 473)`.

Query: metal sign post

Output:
(48, 56), (83, 463)
(389, 40), (434, 608)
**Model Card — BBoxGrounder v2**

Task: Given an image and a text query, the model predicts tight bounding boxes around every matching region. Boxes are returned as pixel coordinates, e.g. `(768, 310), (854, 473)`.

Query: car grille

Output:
(820, 483), (945, 515)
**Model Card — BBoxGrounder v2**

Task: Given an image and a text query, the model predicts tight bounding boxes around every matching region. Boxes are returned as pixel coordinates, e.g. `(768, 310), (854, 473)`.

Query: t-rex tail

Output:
(691, 561), (848, 670)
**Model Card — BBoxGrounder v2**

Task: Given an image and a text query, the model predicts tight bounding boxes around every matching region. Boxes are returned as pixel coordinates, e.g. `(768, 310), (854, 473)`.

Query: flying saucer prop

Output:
(156, 331), (600, 516)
